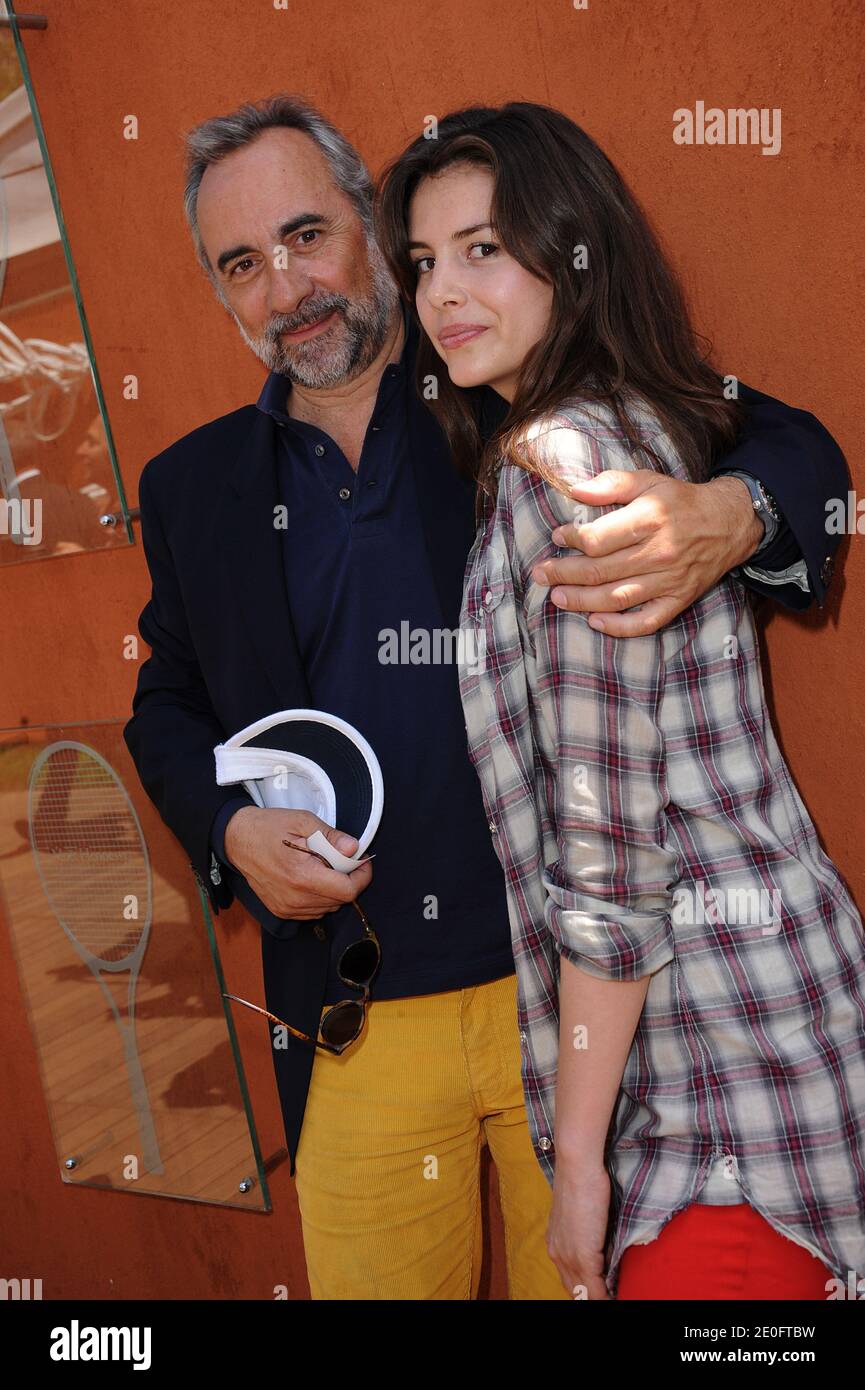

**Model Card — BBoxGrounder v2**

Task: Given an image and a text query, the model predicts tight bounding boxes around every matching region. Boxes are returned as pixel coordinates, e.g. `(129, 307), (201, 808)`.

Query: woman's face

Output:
(407, 163), (554, 402)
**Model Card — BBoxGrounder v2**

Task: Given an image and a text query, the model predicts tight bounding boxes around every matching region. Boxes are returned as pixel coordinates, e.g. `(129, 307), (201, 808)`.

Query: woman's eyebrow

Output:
(407, 221), (494, 251)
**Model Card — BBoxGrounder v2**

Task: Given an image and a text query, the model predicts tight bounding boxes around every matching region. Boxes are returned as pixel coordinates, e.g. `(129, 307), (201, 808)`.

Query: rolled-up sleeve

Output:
(504, 419), (682, 980)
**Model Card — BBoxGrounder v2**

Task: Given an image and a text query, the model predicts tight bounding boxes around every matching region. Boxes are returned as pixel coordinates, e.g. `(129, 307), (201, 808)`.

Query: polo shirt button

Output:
(314, 444), (325, 457)
(537, 1136), (553, 1152)
(339, 487), (351, 500)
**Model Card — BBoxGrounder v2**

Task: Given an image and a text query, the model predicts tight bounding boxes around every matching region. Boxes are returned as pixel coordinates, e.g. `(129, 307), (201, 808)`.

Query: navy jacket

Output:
(123, 381), (849, 1172)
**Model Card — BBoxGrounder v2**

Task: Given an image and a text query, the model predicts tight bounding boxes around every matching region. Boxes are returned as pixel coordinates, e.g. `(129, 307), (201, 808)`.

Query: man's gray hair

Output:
(183, 93), (374, 274)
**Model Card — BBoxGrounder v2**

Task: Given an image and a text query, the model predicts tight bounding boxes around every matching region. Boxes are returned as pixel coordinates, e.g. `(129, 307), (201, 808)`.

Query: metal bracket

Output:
(0, 14), (48, 28)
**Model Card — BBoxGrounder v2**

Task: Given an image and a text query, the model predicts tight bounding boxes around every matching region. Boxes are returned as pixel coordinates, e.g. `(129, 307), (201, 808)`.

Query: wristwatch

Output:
(722, 470), (781, 556)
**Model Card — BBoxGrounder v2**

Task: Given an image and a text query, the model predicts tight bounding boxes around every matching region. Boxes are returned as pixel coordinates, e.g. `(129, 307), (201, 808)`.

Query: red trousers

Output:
(616, 1200), (833, 1300)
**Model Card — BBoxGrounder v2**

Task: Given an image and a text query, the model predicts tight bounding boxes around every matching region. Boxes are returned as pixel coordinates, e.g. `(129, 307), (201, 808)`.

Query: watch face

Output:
(757, 482), (780, 520)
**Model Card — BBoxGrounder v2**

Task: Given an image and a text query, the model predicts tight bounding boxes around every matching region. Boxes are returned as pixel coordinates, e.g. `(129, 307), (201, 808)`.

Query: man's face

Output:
(196, 126), (397, 387)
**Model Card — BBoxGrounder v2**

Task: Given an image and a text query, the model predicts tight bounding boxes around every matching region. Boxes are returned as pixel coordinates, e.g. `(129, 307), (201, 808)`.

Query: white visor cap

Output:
(214, 709), (383, 872)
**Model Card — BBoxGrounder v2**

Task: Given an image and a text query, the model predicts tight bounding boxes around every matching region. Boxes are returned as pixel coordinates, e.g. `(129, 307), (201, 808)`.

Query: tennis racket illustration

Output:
(27, 741), (164, 1176)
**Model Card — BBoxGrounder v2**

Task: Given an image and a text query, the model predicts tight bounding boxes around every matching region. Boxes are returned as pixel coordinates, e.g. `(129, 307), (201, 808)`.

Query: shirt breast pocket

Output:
(464, 540), (524, 683)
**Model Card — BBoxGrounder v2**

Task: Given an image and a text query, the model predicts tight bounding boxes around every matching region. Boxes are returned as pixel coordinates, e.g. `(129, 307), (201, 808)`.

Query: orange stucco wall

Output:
(0, 0), (862, 1300)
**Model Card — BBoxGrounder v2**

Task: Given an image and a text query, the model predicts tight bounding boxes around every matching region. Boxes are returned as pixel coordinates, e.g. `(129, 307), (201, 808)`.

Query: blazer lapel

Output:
(215, 409), (311, 715)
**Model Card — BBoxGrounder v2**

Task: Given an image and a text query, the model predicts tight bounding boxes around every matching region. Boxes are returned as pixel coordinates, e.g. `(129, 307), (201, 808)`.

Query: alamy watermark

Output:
(378, 622), (487, 672)
(826, 492), (865, 534)
(673, 102), (781, 157)
(0, 497), (42, 545)
(49, 1321), (151, 1370)
(672, 879), (783, 935)
(0, 1276), (42, 1299)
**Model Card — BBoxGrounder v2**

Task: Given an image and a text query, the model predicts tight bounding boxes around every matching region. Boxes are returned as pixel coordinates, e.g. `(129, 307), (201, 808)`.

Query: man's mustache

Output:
(267, 299), (348, 340)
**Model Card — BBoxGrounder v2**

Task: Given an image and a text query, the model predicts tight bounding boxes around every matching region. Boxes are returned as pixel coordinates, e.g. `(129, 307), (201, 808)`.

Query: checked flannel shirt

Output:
(458, 398), (865, 1297)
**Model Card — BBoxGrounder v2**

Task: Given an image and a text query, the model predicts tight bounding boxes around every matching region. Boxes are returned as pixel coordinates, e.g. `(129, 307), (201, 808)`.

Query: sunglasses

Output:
(223, 835), (380, 1055)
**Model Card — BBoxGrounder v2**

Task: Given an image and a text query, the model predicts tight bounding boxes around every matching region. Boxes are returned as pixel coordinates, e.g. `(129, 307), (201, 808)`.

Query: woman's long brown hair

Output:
(374, 102), (743, 500)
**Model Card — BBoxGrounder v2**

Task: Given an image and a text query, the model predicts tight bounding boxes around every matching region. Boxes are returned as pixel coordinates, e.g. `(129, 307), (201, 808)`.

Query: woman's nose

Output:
(425, 267), (465, 310)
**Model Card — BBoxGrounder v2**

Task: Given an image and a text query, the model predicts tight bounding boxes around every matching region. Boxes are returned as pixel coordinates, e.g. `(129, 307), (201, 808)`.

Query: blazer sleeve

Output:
(123, 458), (245, 915)
(504, 425), (681, 980)
(710, 382), (849, 611)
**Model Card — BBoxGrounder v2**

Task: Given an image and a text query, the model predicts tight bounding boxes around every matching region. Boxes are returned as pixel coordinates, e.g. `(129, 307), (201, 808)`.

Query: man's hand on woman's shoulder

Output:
(531, 469), (762, 637)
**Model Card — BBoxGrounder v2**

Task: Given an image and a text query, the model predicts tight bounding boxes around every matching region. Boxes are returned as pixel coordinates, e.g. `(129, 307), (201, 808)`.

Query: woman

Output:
(374, 102), (865, 1300)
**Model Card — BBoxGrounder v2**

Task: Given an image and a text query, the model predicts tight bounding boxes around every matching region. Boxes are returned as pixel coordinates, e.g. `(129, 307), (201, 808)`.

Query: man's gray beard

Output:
(234, 248), (400, 388)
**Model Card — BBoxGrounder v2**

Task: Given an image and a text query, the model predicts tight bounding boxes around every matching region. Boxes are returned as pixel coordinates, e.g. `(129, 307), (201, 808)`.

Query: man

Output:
(124, 94), (848, 1300)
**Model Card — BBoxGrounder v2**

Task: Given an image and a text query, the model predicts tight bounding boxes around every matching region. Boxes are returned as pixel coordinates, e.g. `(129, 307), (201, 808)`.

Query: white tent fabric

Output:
(0, 82), (59, 260)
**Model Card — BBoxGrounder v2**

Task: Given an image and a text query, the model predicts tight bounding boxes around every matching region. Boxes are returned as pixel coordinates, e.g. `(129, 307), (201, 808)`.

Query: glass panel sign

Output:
(0, 3), (131, 562)
(0, 722), (271, 1209)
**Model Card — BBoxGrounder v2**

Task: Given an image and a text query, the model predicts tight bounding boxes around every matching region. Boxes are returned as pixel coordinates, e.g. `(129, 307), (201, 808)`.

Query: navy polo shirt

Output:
(214, 305), (514, 1003)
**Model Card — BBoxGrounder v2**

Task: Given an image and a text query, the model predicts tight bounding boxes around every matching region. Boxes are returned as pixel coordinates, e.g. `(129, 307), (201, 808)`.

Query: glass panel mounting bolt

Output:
(100, 507), (140, 529)
(238, 1147), (288, 1193)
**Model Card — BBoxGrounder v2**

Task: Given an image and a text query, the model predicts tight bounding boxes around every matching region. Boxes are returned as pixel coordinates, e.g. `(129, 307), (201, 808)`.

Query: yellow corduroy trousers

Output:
(293, 969), (571, 1300)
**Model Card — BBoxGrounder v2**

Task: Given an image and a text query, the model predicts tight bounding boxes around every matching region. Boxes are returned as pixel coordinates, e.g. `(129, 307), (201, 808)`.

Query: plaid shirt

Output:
(458, 400), (865, 1296)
